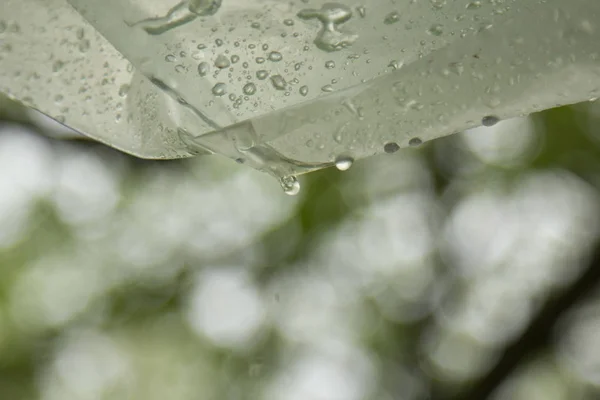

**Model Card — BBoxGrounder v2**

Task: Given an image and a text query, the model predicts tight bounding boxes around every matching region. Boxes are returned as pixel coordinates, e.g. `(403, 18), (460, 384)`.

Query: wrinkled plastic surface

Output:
(2, 0), (600, 171)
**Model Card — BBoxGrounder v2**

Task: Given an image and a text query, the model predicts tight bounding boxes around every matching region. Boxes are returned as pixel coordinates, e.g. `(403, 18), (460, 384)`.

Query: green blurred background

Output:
(2, 98), (600, 400)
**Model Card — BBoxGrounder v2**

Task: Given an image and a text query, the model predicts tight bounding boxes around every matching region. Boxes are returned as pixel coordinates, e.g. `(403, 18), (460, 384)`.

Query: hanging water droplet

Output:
(482, 115), (499, 126)
(212, 82), (227, 96)
(325, 60), (336, 69)
(231, 55), (240, 63)
(283, 19), (294, 26)
(299, 86), (309, 96)
(197, 61), (210, 76)
(335, 156), (354, 171)
(322, 85), (334, 92)
(409, 137), (423, 147)
(280, 176), (301, 196)
(271, 75), (287, 90)
(214, 54), (230, 68)
(243, 82), (257, 95)
(384, 142), (400, 153)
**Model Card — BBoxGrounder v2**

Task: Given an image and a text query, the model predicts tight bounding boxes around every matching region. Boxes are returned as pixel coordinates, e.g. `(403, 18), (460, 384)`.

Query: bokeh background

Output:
(2, 99), (600, 400)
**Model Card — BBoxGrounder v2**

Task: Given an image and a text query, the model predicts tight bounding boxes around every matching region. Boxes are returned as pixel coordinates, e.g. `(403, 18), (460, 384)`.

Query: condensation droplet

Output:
(257, 70), (269, 80)
(271, 75), (287, 90)
(409, 137), (423, 147)
(188, 0), (223, 16)
(356, 6), (366, 18)
(198, 61), (210, 76)
(297, 3), (358, 52)
(215, 54), (231, 68)
(428, 24), (444, 36)
(482, 115), (500, 126)
(384, 142), (400, 154)
(431, 0), (447, 9)
(212, 82), (227, 96)
(388, 60), (403, 70)
(466, 1), (482, 10)
(243, 82), (257, 95)
(384, 11), (400, 25)
(118, 84), (130, 97)
(299, 86), (309, 96)
(268, 51), (283, 62)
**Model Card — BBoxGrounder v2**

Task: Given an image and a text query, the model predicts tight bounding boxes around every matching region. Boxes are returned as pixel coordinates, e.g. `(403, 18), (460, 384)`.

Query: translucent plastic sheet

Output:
(2, 0), (600, 187)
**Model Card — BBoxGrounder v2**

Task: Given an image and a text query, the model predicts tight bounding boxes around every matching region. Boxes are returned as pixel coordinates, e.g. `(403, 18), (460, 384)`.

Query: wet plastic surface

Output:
(2, 0), (600, 176)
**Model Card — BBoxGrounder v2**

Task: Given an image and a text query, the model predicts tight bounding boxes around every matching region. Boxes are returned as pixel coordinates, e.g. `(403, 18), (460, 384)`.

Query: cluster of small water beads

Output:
(139, 0), (506, 195)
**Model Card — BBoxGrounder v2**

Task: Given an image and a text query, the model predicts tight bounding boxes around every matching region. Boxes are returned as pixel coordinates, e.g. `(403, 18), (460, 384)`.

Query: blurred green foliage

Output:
(2, 102), (600, 400)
